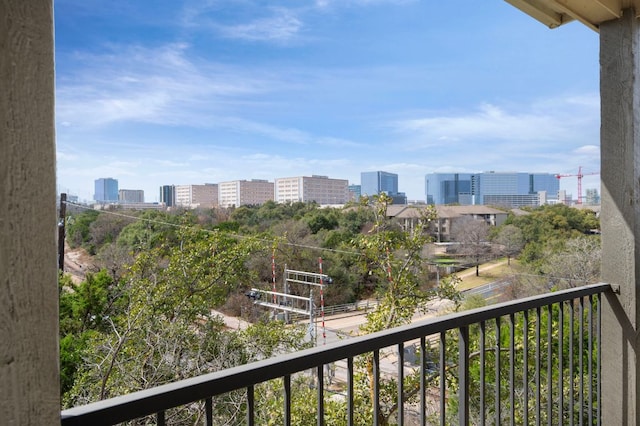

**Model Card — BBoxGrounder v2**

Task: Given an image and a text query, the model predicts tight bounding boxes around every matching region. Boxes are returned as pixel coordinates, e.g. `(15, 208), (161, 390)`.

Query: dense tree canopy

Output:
(503, 204), (599, 271)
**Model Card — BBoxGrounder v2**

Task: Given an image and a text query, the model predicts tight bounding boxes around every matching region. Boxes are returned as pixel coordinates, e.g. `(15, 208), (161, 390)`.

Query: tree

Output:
(95, 242), (133, 282)
(505, 204), (600, 272)
(59, 270), (117, 396)
(542, 235), (601, 289)
(493, 224), (524, 265)
(66, 209), (100, 248)
(115, 210), (185, 251)
(63, 223), (319, 426)
(64, 226), (264, 404)
(451, 217), (492, 276)
(348, 194), (459, 425)
(87, 213), (134, 254)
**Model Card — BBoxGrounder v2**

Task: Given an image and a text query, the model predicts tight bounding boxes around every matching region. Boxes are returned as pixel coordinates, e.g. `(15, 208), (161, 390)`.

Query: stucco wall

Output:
(0, 1), (59, 423)
(600, 9), (640, 425)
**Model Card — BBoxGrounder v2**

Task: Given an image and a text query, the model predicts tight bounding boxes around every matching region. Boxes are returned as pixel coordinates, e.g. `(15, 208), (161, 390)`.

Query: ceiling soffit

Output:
(504, 0), (640, 31)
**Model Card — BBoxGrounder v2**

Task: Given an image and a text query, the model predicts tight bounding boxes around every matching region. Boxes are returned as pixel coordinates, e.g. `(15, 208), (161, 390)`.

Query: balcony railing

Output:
(61, 282), (609, 425)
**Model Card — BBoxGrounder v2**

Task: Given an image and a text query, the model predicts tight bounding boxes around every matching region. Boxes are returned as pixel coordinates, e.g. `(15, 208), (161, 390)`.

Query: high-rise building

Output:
(558, 189), (570, 205)
(425, 172), (560, 208)
(218, 179), (274, 208)
(118, 189), (144, 203)
(348, 184), (361, 201)
(94, 178), (118, 202)
(361, 171), (398, 196)
(424, 173), (475, 205)
(361, 171), (407, 204)
(585, 188), (601, 205)
(275, 175), (349, 205)
(159, 185), (175, 207)
(175, 184), (218, 208)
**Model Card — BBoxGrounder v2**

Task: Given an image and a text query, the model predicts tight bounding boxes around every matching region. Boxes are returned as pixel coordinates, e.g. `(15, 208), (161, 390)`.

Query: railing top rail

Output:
(61, 282), (610, 425)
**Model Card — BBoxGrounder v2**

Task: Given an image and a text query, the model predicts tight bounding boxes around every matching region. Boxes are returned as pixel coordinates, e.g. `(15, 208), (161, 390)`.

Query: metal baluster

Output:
(496, 316), (501, 425)
(597, 293), (602, 426)
(579, 297), (584, 426)
(398, 343), (404, 425)
(569, 300), (574, 426)
(284, 374), (291, 426)
(510, 313), (515, 426)
(374, 349), (380, 426)
(559, 302), (564, 425)
(420, 337), (426, 426)
(536, 306), (541, 426)
(348, 357), (354, 426)
(317, 365), (324, 426)
(156, 410), (165, 426)
(247, 387), (255, 426)
(459, 326), (469, 426)
(440, 332), (446, 426)
(480, 321), (486, 426)
(547, 304), (553, 426)
(524, 310), (529, 426)
(205, 397), (213, 426)
(588, 295), (593, 425)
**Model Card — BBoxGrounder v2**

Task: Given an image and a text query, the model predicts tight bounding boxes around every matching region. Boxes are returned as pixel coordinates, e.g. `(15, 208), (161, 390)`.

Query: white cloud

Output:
(316, 136), (365, 148)
(188, 154), (211, 161)
(315, 0), (415, 8)
(56, 43), (278, 128)
(56, 42), (364, 149)
(574, 145), (599, 156)
(389, 96), (600, 154)
(56, 151), (78, 161)
(154, 160), (190, 168)
(216, 8), (304, 42)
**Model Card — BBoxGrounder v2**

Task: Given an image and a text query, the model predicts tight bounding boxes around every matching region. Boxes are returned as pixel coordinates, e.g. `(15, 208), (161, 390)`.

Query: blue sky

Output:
(54, 0), (601, 203)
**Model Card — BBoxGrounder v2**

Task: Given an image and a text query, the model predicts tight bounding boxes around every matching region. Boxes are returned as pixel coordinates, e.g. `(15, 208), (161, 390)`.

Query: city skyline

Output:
(55, 1), (600, 202)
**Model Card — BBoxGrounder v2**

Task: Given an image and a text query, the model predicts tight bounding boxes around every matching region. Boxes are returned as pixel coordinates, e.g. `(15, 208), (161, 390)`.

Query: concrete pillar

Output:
(600, 8), (640, 425)
(0, 1), (59, 424)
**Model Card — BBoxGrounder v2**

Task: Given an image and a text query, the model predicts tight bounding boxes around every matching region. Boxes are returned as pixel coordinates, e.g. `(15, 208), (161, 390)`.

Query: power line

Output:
(63, 201), (364, 257)
(64, 203), (593, 285)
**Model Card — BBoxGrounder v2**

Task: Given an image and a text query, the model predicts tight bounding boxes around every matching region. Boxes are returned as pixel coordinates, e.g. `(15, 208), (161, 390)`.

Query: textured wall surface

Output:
(0, 1), (59, 424)
(600, 9), (640, 426)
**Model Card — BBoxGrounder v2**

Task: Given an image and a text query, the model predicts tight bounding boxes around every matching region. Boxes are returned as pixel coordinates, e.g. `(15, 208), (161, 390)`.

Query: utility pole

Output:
(58, 193), (66, 272)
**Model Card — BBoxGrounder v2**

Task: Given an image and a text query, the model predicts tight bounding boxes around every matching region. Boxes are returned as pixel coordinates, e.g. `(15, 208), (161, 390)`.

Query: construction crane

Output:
(555, 166), (600, 204)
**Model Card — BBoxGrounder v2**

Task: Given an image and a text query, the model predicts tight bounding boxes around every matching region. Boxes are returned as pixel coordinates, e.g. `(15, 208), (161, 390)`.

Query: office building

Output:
(557, 189), (570, 205)
(159, 185), (175, 207)
(348, 184), (361, 201)
(361, 171), (407, 204)
(425, 171), (560, 208)
(218, 179), (274, 208)
(361, 171), (398, 196)
(275, 175), (349, 205)
(585, 188), (601, 205)
(175, 184), (218, 208)
(118, 189), (144, 203)
(94, 178), (118, 202)
(424, 173), (475, 205)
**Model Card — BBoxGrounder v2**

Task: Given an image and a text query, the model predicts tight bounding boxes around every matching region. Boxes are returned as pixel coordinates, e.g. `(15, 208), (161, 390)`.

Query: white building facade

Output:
(175, 184), (218, 208)
(218, 179), (274, 208)
(275, 175), (349, 205)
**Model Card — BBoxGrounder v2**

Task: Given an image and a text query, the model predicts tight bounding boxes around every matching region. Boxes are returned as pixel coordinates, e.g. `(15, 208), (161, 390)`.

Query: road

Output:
(215, 279), (513, 390)
(463, 279), (513, 302)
